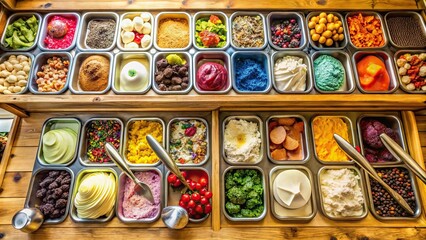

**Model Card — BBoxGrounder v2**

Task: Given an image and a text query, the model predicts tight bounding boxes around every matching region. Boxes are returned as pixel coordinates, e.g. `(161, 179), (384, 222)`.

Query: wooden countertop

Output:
(0, 111), (425, 240)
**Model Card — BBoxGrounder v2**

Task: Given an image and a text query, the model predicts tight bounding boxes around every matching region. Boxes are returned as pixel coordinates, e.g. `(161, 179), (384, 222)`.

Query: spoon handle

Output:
(333, 134), (414, 216)
(380, 133), (426, 184)
(146, 134), (192, 190)
(105, 142), (139, 184)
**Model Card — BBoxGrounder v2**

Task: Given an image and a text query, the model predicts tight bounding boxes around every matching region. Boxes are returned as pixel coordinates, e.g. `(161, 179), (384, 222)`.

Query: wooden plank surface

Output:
(0, 111), (425, 239)
(10, 0), (420, 11)
(1, 93), (426, 112)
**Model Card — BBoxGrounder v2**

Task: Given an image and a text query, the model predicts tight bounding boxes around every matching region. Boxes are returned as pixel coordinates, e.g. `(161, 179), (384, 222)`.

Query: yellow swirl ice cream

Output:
(74, 172), (117, 219)
(42, 128), (77, 164)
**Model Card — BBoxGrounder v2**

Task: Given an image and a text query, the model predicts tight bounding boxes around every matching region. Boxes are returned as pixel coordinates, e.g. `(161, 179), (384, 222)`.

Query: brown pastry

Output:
(78, 55), (110, 91)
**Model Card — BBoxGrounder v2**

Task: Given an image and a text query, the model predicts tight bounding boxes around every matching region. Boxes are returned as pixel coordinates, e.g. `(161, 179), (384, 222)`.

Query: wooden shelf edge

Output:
(9, 0), (421, 11)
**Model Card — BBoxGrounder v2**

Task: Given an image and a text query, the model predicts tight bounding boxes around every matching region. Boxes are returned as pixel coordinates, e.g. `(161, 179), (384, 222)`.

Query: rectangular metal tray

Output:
(117, 12), (154, 51)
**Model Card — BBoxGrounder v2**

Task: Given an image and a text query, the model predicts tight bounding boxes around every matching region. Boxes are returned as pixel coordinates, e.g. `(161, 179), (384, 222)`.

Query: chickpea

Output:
(6, 75), (17, 83)
(17, 55), (28, 62)
(5, 62), (13, 72)
(0, 64), (5, 70)
(17, 75), (26, 81)
(18, 80), (27, 87)
(13, 86), (22, 93)
(9, 59), (18, 65)
(7, 86), (14, 92)
(3, 90), (12, 94)
(3, 82), (10, 87)
(9, 55), (16, 60)
(17, 71), (27, 76)
(0, 78), (4, 85)
(13, 64), (23, 71)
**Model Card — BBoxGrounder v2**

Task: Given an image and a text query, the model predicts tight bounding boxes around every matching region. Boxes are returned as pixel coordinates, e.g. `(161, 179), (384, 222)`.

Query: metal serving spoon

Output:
(333, 134), (414, 215)
(105, 142), (155, 204)
(380, 133), (426, 184)
(146, 134), (192, 191)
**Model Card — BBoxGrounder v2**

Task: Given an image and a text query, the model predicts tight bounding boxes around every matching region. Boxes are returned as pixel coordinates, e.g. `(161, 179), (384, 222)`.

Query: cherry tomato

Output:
(173, 180), (182, 187)
(200, 188), (207, 196)
(194, 214), (202, 219)
(187, 200), (196, 208)
(200, 197), (209, 205)
(195, 204), (204, 214)
(199, 177), (208, 187)
(181, 194), (190, 203)
(195, 183), (202, 191)
(179, 200), (186, 208)
(187, 207), (195, 216)
(204, 203), (212, 214)
(167, 174), (177, 184)
(204, 191), (213, 199)
(181, 171), (187, 179)
(191, 193), (201, 202)
(189, 181), (196, 190)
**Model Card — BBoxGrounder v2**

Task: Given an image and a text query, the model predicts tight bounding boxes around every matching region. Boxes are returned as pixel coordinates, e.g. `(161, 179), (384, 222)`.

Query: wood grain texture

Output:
(211, 110), (220, 231)
(0, 104), (28, 118)
(10, 0), (420, 10)
(1, 93), (425, 112)
(0, 172), (31, 198)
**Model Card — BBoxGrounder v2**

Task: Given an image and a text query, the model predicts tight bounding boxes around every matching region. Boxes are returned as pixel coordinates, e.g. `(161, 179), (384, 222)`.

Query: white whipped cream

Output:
(320, 168), (364, 217)
(274, 56), (307, 92)
(224, 119), (261, 163)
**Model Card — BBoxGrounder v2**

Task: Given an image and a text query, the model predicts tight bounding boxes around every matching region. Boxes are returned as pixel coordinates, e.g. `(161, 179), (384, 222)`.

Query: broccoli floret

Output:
(227, 186), (246, 204)
(253, 205), (265, 216)
(225, 202), (240, 215)
(241, 180), (253, 193)
(246, 197), (262, 209)
(247, 190), (259, 199)
(225, 175), (236, 189)
(252, 184), (263, 195)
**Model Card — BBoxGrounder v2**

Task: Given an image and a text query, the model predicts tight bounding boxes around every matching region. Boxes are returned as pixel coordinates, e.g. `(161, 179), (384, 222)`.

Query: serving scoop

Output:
(333, 134), (414, 216)
(105, 142), (155, 204)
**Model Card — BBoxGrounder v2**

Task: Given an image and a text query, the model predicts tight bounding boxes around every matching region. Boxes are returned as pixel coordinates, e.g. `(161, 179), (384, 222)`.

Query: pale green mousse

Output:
(42, 128), (77, 164)
(314, 55), (345, 91)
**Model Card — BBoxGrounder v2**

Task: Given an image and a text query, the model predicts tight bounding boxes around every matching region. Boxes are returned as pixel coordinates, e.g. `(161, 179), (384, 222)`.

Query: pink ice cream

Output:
(122, 171), (161, 219)
(196, 62), (228, 91)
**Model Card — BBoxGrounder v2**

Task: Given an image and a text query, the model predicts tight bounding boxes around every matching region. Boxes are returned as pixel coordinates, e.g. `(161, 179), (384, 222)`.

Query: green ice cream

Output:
(314, 55), (345, 91)
(42, 128), (77, 164)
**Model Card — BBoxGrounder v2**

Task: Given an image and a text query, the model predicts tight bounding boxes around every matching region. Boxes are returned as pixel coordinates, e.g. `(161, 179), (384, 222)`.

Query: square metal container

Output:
(117, 12), (154, 51)
(192, 51), (232, 94)
(123, 117), (165, 167)
(0, 52), (34, 95)
(270, 51), (313, 94)
(167, 117), (210, 166)
(77, 12), (119, 52)
(222, 115), (264, 165)
(154, 12), (192, 51)
(229, 12), (268, 50)
(79, 117), (124, 167)
(356, 114), (406, 165)
(231, 51), (272, 94)
(37, 117), (81, 166)
(352, 50), (399, 94)
(112, 52), (152, 94)
(69, 51), (113, 94)
(310, 115), (356, 165)
(306, 12), (348, 50)
(29, 52), (73, 94)
(384, 11), (426, 49)
(152, 52), (192, 95)
(0, 12), (43, 52)
(364, 165), (422, 220)
(222, 166), (267, 221)
(70, 168), (118, 223)
(269, 166), (317, 221)
(164, 167), (211, 223)
(193, 11), (230, 51)
(344, 12), (389, 50)
(25, 167), (75, 224)
(267, 12), (308, 51)
(116, 168), (163, 223)
(38, 12), (81, 52)
(265, 115), (310, 164)
(393, 50), (426, 93)
(317, 166), (368, 221)
(311, 50), (355, 94)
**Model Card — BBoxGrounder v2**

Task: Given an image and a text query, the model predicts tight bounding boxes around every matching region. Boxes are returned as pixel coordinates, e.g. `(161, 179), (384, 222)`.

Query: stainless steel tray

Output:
(356, 114), (407, 165)
(153, 12), (192, 51)
(0, 52), (34, 95)
(193, 11), (230, 51)
(229, 12), (268, 50)
(77, 12), (119, 52)
(123, 117), (165, 167)
(37, 117), (81, 166)
(29, 51), (73, 94)
(364, 164), (422, 220)
(351, 50), (399, 94)
(384, 11), (426, 49)
(0, 12), (43, 52)
(70, 167), (118, 223)
(393, 50), (426, 94)
(317, 165), (368, 221)
(116, 167), (163, 223)
(306, 12), (349, 50)
(117, 12), (154, 51)
(25, 167), (75, 224)
(266, 12), (308, 51)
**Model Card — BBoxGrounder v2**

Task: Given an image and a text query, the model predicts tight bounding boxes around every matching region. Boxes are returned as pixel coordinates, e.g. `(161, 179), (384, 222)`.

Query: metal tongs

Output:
(380, 133), (426, 184)
(333, 134), (415, 215)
